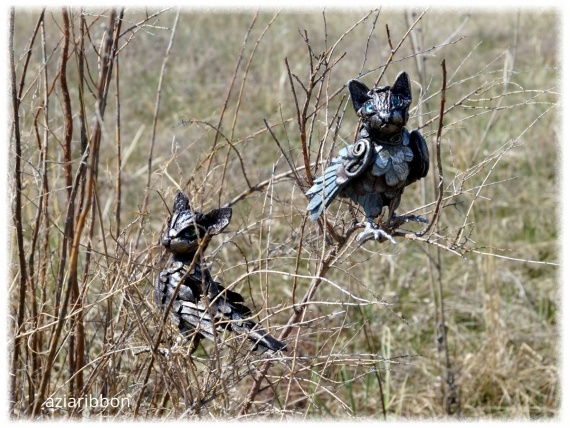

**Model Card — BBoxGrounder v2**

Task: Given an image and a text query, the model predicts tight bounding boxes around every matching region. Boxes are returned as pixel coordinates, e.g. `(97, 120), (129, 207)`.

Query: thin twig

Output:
(202, 11), (258, 207)
(9, 7), (29, 416)
(135, 9), (179, 248)
(32, 10), (119, 416)
(218, 12), (280, 205)
(285, 57), (313, 184)
(419, 60), (446, 236)
(375, 8), (428, 86)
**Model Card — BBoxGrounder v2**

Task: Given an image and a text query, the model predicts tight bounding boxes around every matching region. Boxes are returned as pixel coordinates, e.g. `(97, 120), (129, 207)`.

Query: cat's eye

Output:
(391, 96), (401, 108)
(364, 103), (374, 114)
(181, 228), (197, 240)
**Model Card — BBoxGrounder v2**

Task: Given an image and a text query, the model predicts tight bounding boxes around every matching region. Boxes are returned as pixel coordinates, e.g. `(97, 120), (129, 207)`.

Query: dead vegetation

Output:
(8, 7), (559, 420)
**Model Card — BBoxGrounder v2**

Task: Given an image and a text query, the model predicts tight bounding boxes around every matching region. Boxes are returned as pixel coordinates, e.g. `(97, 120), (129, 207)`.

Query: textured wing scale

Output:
(306, 140), (375, 221)
(405, 130), (429, 185)
(155, 261), (286, 352)
(308, 137), (419, 220)
(306, 160), (343, 221)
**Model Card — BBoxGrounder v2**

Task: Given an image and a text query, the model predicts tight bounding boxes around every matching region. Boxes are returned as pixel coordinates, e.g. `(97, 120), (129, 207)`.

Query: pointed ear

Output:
(392, 71), (412, 101)
(348, 79), (371, 112)
(202, 207), (232, 235)
(173, 190), (191, 214)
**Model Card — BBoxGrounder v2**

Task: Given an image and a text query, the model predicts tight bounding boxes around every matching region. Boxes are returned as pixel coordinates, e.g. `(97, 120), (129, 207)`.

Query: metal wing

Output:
(306, 138), (376, 221)
(405, 130), (429, 186)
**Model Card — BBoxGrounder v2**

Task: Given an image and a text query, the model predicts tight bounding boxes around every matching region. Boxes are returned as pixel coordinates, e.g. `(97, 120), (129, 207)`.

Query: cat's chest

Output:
(373, 128), (413, 176)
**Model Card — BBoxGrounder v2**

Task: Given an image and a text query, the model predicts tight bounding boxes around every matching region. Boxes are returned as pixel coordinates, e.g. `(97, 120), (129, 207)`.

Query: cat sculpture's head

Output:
(161, 190), (232, 255)
(348, 71), (412, 136)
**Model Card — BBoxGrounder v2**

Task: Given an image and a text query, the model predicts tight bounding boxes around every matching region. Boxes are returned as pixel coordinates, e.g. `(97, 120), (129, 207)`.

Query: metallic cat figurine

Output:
(306, 71), (429, 243)
(155, 191), (286, 353)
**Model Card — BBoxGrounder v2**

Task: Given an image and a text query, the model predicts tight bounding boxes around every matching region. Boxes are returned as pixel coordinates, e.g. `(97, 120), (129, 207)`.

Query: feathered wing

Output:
(306, 156), (344, 221)
(154, 264), (216, 341)
(224, 303), (288, 353)
(306, 140), (375, 221)
(405, 130), (429, 185)
(154, 262), (287, 352)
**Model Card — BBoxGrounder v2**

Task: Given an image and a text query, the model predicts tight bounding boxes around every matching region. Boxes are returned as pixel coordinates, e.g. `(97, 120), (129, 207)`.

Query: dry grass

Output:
(8, 7), (559, 420)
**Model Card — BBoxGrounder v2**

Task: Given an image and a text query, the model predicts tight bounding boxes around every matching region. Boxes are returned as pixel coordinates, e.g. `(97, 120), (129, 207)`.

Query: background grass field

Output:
(8, 7), (559, 419)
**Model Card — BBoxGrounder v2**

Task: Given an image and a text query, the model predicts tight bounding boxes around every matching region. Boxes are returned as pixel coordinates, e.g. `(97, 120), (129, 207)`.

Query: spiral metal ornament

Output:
(345, 139), (373, 177)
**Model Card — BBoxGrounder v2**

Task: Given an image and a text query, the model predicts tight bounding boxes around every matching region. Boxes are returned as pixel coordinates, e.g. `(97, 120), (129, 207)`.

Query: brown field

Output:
(8, 7), (559, 420)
